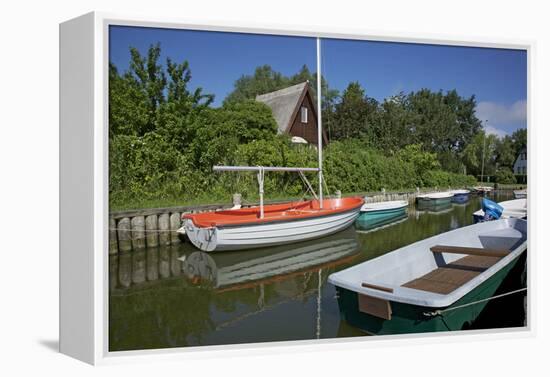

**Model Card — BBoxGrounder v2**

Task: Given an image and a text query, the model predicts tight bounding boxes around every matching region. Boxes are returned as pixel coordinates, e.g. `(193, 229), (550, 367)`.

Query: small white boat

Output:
(473, 198), (527, 222)
(328, 218), (527, 334)
(356, 200), (409, 231)
(182, 197), (363, 252)
(513, 189), (527, 199)
(416, 192), (453, 210)
(360, 200), (408, 213)
(416, 192), (454, 200)
(474, 186), (493, 195)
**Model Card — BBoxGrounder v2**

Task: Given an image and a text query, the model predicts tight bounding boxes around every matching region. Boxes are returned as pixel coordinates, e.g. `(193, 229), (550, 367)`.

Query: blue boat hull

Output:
(451, 193), (470, 204)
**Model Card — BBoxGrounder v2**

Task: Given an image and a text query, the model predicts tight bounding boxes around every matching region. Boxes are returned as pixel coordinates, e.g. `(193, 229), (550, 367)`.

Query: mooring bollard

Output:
(109, 218), (118, 255)
(131, 216), (146, 250)
(158, 213), (170, 246)
(169, 212), (181, 244)
(145, 215), (159, 248)
(117, 217), (132, 252)
(335, 190), (342, 199)
(233, 193), (242, 208)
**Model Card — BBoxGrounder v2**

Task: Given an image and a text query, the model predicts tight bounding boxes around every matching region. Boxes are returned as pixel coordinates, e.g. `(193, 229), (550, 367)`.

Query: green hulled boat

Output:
(356, 200), (408, 231)
(328, 218), (527, 335)
(416, 191), (453, 211)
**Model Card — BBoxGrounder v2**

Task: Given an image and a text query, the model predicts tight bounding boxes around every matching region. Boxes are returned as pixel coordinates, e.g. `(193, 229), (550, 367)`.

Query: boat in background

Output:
(328, 218), (527, 335)
(473, 186), (493, 195)
(450, 189), (471, 204)
(473, 198), (527, 223)
(182, 197), (363, 252)
(356, 200), (408, 231)
(416, 192), (453, 211)
(514, 189), (527, 199)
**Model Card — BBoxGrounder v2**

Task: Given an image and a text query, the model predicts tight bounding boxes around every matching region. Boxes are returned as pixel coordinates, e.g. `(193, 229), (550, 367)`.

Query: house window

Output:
(300, 106), (308, 124)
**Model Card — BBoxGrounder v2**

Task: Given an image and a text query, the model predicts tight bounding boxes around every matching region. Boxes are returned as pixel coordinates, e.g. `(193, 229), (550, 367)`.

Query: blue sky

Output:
(110, 25), (527, 137)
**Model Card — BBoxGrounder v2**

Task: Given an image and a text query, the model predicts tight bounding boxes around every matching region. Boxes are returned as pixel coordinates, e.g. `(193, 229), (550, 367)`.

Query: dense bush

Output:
(495, 167), (517, 184)
(108, 45), (482, 210)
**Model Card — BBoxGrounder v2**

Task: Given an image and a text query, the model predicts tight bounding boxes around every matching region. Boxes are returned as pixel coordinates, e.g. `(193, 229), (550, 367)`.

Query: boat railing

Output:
(213, 165), (321, 219)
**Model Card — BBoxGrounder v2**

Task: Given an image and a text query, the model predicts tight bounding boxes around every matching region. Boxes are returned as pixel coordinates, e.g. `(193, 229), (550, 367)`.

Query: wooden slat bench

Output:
(402, 245), (507, 295)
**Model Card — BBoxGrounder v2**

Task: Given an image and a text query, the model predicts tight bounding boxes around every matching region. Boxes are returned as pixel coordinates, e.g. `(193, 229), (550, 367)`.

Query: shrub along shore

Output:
(108, 45), (526, 212)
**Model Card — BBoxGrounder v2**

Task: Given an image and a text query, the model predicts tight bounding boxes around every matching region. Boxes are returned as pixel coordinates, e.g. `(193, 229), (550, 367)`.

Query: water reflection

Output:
(355, 212), (408, 232)
(109, 190), (523, 351)
(180, 227), (360, 291)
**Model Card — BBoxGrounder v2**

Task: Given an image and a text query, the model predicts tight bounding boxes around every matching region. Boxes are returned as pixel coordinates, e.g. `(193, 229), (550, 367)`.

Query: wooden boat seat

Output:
(402, 253), (503, 295)
(430, 244), (509, 257)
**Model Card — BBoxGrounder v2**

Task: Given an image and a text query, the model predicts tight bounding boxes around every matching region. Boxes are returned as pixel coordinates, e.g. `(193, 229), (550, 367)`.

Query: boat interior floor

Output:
(402, 254), (502, 295)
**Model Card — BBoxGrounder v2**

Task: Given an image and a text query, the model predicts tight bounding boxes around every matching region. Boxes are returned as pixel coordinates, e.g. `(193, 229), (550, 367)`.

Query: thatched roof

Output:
(255, 82), (312, 134)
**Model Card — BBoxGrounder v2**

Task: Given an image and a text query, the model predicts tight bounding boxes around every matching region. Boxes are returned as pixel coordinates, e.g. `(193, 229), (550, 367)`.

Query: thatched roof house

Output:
(256, 81), (328, 146)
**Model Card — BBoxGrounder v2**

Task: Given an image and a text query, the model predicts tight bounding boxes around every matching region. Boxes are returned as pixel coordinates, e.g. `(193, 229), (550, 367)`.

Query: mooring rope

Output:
(423, 287), (527, 317)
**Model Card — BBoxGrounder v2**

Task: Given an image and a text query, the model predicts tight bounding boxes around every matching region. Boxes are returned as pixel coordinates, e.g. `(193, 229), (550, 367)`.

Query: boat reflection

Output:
(355, 212), (408, 232)
(180, 226), (360, 292)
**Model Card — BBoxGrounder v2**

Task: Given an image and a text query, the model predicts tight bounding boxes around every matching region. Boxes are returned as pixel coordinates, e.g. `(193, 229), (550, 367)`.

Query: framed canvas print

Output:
(60, 12), (531, 365)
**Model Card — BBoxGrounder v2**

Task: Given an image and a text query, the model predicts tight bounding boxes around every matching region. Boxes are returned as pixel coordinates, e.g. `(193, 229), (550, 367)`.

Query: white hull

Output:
(416, 191), (454, 200)
(329, 218), (527, 307)
(473, 198), (527, 220)
(183, 207), (361, 252)
(360, 200), (408, 213)
(514, 190), (527, 199)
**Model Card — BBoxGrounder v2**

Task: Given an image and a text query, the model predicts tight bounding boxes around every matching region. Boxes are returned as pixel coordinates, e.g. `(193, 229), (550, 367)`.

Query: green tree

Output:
(223, 65), (289, 104)
(511, 128), (527, 156)
(331, 82), (378, 140)
(495, 135), (516, 169)
(462, 131), (498, 180)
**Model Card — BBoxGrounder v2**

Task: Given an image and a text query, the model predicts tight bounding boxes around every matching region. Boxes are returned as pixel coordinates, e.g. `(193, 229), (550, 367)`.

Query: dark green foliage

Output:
(495, 167), (517, 184)
(109, 45), (500, 210)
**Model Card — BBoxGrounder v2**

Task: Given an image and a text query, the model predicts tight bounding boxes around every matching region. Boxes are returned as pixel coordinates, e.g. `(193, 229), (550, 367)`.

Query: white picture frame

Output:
(59, 11), (533, 365)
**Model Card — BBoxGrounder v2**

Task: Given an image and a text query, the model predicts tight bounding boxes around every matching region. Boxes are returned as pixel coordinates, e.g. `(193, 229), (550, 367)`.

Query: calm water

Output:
(109, 191), (526, 351)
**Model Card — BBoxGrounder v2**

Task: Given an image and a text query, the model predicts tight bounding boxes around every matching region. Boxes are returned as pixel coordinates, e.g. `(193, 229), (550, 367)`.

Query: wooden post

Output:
(117, 217), (132, 252)
(109, 218), (118, 254)
(233, 193), (242, 207)
(145, 214), (158, 248)
(158, 213), (170, 246)
(169, 212), (180, 244)
(131, 216), (146, 250)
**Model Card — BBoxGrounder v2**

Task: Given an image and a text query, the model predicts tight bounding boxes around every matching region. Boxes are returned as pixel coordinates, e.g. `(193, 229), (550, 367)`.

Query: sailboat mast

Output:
(316, 37), (323, 208)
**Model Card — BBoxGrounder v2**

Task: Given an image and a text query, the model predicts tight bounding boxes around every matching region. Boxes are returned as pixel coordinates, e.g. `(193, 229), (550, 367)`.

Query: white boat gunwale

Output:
(450, 189), (471, 195)
(206, 202), (364, 229)
(416, 192), (454, 200)
(328, 218), (527, 308)
(360, 200), (408, 213)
